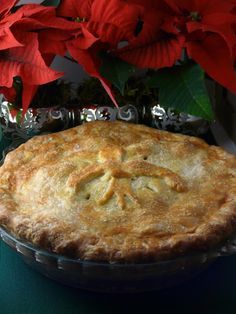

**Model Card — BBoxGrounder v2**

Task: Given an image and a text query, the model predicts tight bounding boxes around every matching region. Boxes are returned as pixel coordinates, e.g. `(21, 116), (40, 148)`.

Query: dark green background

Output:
(1, 241), (236, 314)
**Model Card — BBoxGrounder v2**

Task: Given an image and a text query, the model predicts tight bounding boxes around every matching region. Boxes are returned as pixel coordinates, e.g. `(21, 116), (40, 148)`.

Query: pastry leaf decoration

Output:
(67, 147), (186, 209)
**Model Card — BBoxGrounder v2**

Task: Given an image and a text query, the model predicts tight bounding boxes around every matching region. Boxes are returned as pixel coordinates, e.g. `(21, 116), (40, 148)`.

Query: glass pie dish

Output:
(1, 226), (236, 293)
(1, 138), (236, 293)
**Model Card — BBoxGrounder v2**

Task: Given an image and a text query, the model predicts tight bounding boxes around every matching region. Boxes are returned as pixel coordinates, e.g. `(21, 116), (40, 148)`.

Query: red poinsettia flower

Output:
(57, 0), (94, 19)
(13, 4), (80, 56)
(0, 1), (22, 50)
(0, 1), (79, 112)
(57, 0), (143, 106)
(118, 0), (236, 93)
(164, 0), (236, 92)
(116, 0), (184, 68)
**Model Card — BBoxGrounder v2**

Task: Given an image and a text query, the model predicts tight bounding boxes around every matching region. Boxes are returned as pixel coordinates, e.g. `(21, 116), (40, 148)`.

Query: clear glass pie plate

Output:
(1, 141), (236, 293)
(1, 226), (236, 293)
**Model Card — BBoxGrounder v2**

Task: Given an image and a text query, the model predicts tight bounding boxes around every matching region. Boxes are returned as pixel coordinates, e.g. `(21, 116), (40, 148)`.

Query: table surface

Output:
(1, 240), (236, 314)
(1, 132), (235, 314)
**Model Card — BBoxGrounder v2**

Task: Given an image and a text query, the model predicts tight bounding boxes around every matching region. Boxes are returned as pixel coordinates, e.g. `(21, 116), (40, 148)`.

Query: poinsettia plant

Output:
(1, 0), (236, 120)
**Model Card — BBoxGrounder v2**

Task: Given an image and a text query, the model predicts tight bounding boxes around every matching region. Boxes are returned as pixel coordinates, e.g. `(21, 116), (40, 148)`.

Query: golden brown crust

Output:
(0, 121), (236, 262)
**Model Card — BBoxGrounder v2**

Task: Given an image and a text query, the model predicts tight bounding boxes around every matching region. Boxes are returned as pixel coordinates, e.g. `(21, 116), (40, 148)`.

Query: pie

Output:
(0, 121), (235, 263)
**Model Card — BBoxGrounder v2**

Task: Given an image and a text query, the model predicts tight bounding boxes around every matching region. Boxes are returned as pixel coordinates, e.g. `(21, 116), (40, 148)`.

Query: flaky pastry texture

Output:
(0, 121), (236, 262)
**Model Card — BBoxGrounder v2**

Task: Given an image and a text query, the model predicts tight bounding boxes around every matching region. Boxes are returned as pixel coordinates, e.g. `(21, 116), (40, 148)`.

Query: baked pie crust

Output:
(0, 121), (235, 262)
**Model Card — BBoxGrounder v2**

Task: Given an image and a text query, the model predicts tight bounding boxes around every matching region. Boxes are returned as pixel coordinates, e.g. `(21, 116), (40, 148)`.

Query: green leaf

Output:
(41, 0), (61, 7)
(147, 62), (214, 121)
(100, 55), (135, 95)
